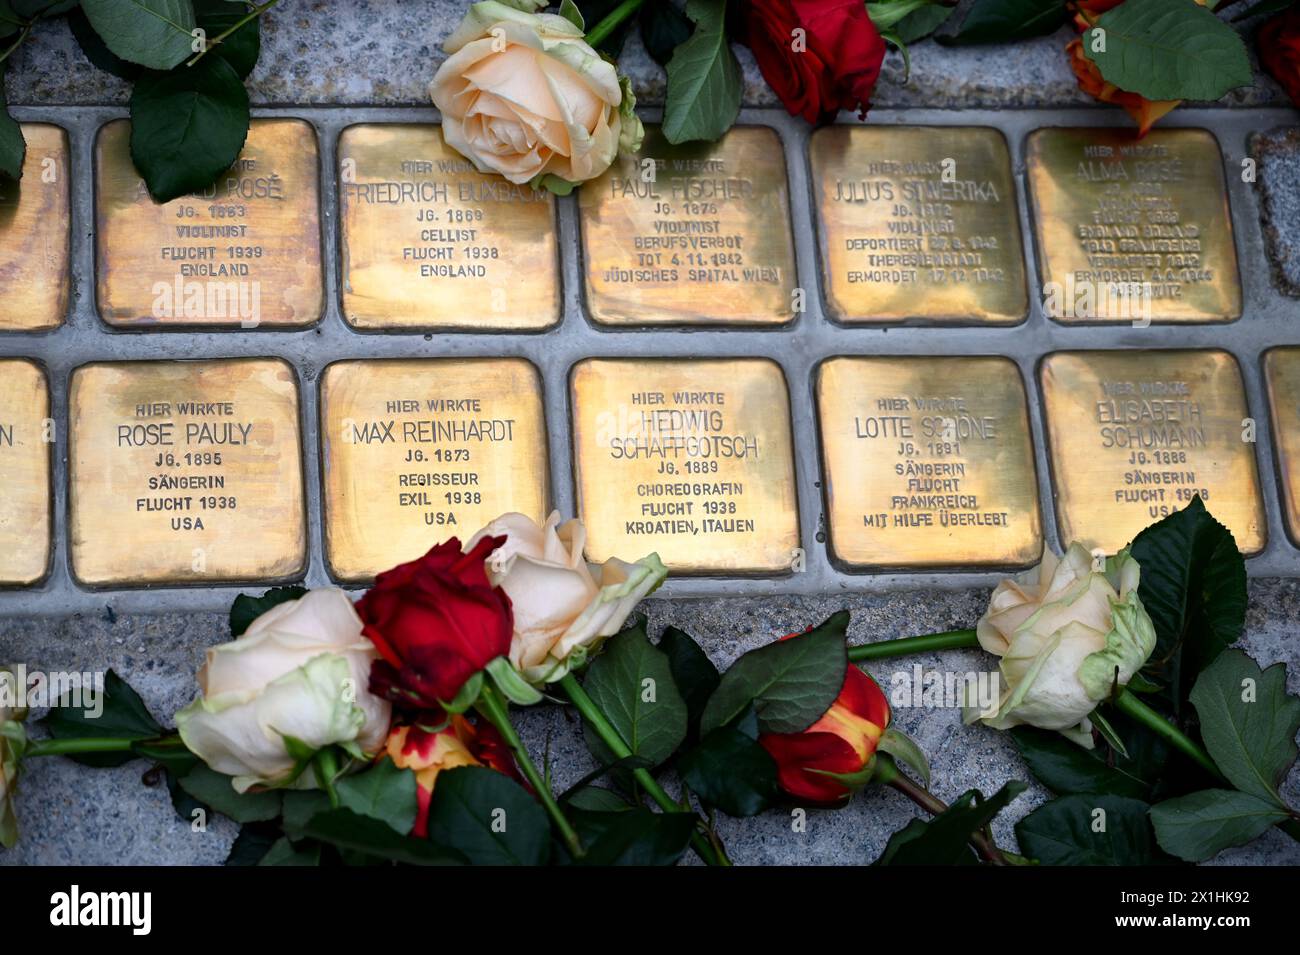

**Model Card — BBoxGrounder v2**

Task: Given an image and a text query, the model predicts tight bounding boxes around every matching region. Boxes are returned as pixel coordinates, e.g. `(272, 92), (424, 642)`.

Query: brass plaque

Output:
(320, 359), (550, 582)
(1263, 347), (1300, 546)
(68, 359), (307, 587)
(1026, 128), (1241, 323)
(810, 126), (1027, 324)
(578, 126), (797, 326)
(1040, 350), (1264, 555)
(570, 358), (799, 573)
(816, 357), (1041, 569)
(338, 124), (560, 331)
(0, 360), (52, 586)
(0, 124), (71, 331)
(95, 118), (323, 328)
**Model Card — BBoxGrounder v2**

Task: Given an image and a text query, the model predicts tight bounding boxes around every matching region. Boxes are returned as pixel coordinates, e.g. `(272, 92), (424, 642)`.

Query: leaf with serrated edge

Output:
(662, 0), (741, 143)
(80, 0), (197, 71)
(1150, 788), (1288, 861)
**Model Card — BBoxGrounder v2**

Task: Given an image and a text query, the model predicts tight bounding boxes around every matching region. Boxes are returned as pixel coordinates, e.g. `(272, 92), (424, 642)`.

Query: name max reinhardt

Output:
(49, 886), (151, 935)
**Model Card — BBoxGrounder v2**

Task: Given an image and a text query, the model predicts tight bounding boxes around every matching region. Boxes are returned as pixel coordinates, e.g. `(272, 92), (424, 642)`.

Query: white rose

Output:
(1, 666), (27, 849)
(966, 544), (1157, 747)
(466, 512), (667, 684)
(175, 589), (391, 792)
(429, 0), (643, 189)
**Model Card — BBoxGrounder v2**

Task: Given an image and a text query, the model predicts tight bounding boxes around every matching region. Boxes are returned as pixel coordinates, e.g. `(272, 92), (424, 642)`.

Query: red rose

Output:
(758, 631), (891, 805)
(360, 536), (513, 710)
(743, 0), (887, 123)
(382, 715), (523, 837)
(1260, 7), (1300, 107)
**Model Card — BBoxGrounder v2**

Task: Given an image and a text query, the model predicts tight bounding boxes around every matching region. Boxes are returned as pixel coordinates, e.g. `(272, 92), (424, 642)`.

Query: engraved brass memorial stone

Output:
(816, 356), (1041, 568)
(0, 360), (51, 586)
(95, 118), (323, 328)
(1026, 128), (1240, 323)
(810, 126), (1027, 324)
(338, 125), (560, 330)
(69, 359), (307, 586)
(1040, 350), (1264, 554)
(579, 126), (797, 325)
(320, 359), (550, 582)
(1263, 347), (1300, 546)
(570, 358), (799, 573)
(0, 124), (70, 331)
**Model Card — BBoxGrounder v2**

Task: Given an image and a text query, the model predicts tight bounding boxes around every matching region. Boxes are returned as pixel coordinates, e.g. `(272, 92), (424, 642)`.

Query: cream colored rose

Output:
(1, 666), (27, 849)
(429, 0), (643, 189)
(175, 589), (391, 792)
(466, 511), (667, 684)
(966, 544), (1157, 747)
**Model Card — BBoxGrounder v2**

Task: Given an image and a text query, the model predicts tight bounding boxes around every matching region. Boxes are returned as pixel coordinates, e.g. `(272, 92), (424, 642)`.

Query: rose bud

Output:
(360, 536), (514, 710)
(1, 666), (29, 849)
(742, 0), (886, 123)
(382, 715), (522, 837)
(966, 544), (1156, 747)
(428, 0), (642, 190)
(1259, 7), (1300, 108)
(174, 590), (392, 793)
(758, 634), (891, 805)
(466, 512), (666, 685)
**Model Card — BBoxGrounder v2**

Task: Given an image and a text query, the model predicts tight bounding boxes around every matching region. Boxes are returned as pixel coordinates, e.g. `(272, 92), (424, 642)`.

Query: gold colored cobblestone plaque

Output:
(817, 356), (1041, 568)
(0, 360), (51, 585)
(810, 126), (1027, 324)
(95, 118), (323, 328)
(1263, 347), (1300, 546)
(1040, 350), (1264, 554)
(579, 126), (797, 325)
(0, 124), (70, 331)
(338, 124), (560, 330)
(69, 359), (307, 586)
(320, 359), (550, 582)
(1026, 128), (1241, 323)
(570, 358), (799, 573)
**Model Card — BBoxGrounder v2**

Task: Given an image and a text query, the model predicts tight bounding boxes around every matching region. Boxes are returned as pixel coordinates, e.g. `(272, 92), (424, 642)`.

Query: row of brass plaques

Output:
(0, 120), (1246, 330)
(0, 351), (1294, 588)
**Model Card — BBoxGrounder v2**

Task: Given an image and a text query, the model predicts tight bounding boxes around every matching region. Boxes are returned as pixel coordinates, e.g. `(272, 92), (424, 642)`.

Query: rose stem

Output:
(313, 749), (341, 809)
(476, 683), (586, 860)
(23, 737), (139, 758)
(1110, 689), (1222, 780)
(872, 753), (1013, 865)
(584, 0), (644, 48)
(848, 628), (979, 662)
(186, 0), (282, 67)
(558, 673), (732, 866)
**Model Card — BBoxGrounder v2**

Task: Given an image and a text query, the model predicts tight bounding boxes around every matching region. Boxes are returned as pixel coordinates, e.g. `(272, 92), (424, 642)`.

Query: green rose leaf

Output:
(1082, 0), (1253, 102)
(942, 0), (1068, 45)
(700, 610), (849, 737)
(0, 3), (18, 42)
(562, 785), (631, 813)
(895, 2), (955, 44)
(80, 0), (197, 71)
(195, 0), (260, 79)
(569, 807), (698, 865)
(68, 6), (143, 80)
(1015, 794), (1173, 865)
(876, 781), (1027, 865)
(222, 823), (280, 865)
(40, 669), (165, 767)
(302, 808), (466, 865)
(678, 709), (779, 818)
(1189, 649), (1300, 806)
(1150, 788), (1290, 862)
(280, 790), (331, 841)
(13, 1), (79, 17)
(1130, 496), (1247, 703)
(228, 585), (307, 637)
(129, 53), (250, 202)
(662, 0), (741, 144)
(582, 621), (688, 767)
(1011, 726), (1154, 799)
(640, 0), (692, 66)
(426, 766), (550, 865)
(0, 66), (24, 181)
(257, 836), (321, 866)
(335, 759), (419, 835)
(658, 625), (720, 739)
(178, 765), (282, 823)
